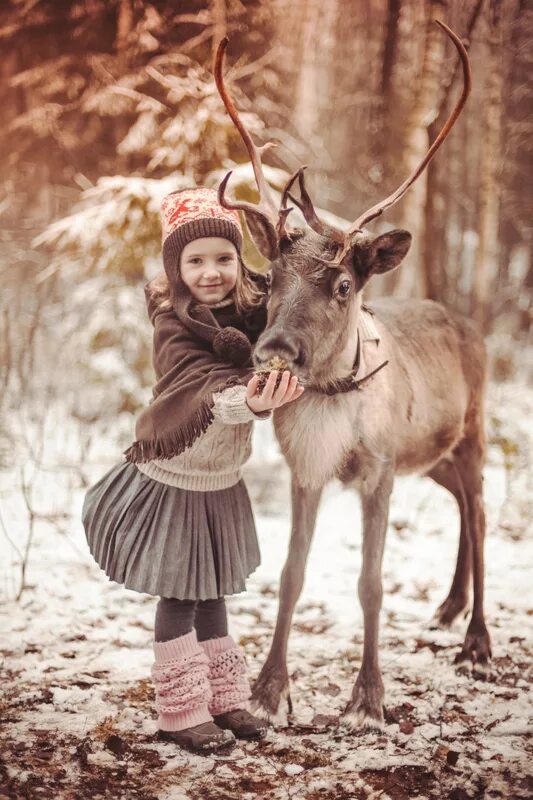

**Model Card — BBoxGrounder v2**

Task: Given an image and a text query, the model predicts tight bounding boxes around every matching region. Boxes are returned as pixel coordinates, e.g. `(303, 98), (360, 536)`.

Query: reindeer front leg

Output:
(342, 466), (394, 731)
(251, 475), (323, 723)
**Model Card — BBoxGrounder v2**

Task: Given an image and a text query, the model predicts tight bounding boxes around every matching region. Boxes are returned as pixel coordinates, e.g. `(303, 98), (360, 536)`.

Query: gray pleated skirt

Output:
(81, 460), (261, 600)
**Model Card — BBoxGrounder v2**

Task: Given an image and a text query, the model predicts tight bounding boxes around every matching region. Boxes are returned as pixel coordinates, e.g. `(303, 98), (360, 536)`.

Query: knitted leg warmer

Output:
(200, 635), (251, 716)
(151, 630), (213, 732)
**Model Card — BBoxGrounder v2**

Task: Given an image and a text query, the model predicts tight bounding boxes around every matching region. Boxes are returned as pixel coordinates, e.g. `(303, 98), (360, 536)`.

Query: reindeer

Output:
(214, 21), (491, 730)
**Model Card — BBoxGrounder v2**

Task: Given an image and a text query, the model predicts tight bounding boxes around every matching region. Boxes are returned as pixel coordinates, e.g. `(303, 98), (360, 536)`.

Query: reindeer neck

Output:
(310, 297), (360, 386)
(308, 298), (387, 395)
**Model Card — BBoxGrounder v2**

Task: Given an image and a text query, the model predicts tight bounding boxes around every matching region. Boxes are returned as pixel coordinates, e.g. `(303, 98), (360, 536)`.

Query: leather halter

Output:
(312, 330), (389, 396)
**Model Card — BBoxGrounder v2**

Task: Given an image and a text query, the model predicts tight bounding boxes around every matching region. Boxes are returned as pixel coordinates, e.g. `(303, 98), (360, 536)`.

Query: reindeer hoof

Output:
(455, 622), (492, 680)
(340, 707), (385, 733)
(455, 656), (473, 677)
(250, 693), (290, 728)
(341, 681), (385, 733)
(251, 664), (291, 727)
(472, 659), (491, 681)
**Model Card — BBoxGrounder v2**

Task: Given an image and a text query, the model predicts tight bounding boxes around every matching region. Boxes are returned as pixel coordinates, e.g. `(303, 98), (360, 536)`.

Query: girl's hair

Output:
(149, 253), (265, 315)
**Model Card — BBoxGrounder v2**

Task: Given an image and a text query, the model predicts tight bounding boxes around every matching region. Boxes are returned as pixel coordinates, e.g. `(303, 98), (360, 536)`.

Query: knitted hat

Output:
(160, 187), (252, 367)
(161, 187), (244, 275)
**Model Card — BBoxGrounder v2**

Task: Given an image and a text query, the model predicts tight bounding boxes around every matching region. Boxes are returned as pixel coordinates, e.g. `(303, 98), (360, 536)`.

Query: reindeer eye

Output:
(336, 279), (352, 298)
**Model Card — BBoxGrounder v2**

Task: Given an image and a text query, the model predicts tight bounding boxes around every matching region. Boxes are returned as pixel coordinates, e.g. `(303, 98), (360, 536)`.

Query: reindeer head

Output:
(250, 223), (413, 385)
(214, 22), (471, 386)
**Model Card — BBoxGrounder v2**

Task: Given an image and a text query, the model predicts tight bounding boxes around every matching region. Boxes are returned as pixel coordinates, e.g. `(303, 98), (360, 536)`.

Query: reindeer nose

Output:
(254, 329), (305, 368)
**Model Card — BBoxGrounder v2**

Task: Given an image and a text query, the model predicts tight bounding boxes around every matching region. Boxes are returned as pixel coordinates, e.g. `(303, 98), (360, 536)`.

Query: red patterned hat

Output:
(161, 187), (243, 279)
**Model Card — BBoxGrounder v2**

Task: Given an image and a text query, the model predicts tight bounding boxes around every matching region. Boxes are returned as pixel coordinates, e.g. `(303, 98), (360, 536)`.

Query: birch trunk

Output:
(375, 0), (402, 188)
(291, 0), (339, 167)
(472, 0), (504, 329)
(422, 0), (484, 302)
(394, 0), (447, 298)
(211, 0), (227, 65)
(115, 0), (134, 52)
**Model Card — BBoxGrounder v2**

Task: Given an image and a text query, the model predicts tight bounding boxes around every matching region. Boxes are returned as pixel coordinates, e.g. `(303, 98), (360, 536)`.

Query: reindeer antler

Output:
(214, 38), (280, 224)
(214, 21), (471, 265)
(276, 21), (471, 263)
(286, 167), (344, 244)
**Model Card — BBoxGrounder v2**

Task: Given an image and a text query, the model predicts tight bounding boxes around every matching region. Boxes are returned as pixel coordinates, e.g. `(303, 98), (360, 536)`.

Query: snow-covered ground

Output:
(1, 379), (531, 799)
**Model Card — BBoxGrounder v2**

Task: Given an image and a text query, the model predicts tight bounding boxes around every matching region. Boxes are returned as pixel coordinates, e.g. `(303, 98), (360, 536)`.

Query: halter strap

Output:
(313, 328), (389, 396)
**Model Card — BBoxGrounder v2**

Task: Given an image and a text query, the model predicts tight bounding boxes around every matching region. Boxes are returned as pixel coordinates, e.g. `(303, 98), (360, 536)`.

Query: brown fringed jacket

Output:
(123, 278), (269, 467)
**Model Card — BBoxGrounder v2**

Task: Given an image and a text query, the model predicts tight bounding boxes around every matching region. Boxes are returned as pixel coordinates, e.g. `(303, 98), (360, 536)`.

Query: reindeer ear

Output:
(352, 230), (411, 284)
(243, 211), (280, 261)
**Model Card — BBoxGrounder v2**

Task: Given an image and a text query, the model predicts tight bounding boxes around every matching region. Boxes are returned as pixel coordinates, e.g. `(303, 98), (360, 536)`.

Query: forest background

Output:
(0, 2), (532, 798)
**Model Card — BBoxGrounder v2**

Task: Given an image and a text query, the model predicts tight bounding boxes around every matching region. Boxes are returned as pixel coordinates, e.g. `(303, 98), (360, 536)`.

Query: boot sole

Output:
(215, 726), (268, 741)
(157, 729), (236, 755)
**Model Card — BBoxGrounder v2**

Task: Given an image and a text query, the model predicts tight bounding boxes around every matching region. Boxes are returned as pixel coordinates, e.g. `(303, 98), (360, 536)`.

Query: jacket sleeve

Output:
(212, 384), (271, 424)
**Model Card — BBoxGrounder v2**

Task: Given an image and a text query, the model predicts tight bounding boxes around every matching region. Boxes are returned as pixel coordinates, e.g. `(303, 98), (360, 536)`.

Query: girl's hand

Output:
(245, 370), (304, 414)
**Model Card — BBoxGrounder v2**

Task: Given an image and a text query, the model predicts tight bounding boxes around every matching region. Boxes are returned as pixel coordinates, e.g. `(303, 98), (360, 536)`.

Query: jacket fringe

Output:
(122, 375), (246, 464)
(123, 399), (215, 464)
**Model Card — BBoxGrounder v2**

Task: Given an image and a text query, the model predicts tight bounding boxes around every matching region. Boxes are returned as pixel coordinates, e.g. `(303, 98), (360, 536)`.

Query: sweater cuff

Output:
(245, 400), (271, 420)
(212, 384), (272, 424)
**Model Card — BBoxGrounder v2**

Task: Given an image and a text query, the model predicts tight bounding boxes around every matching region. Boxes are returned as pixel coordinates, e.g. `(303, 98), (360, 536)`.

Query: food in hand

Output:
(254, 356), (289, 393)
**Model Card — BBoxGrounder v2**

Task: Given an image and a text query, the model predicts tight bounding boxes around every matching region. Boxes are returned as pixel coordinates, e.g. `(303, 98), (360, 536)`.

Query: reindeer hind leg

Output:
(449, 434), (492, 680)
(426, 457), (472, 628)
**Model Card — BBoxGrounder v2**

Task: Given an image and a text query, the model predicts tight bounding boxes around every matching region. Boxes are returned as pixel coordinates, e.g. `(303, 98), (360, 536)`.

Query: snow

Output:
(285, 763), (305, 776)
(0, 378), (531, 799)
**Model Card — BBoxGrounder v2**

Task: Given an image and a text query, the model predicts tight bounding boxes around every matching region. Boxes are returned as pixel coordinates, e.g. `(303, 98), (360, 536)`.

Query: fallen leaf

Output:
(399, 720), (415, 735)
(446, 750), (460, 766)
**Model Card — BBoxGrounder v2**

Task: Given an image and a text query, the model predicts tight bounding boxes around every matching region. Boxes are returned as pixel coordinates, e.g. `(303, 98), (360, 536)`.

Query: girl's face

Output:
(180, 237), (239, 305)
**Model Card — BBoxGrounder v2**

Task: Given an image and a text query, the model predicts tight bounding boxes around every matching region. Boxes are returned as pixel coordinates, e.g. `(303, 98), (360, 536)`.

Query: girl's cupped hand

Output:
(245, 370), (305, 414)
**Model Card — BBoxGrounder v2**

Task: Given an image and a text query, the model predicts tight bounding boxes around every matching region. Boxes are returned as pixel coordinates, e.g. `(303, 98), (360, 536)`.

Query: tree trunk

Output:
(472, 0), (504, 329)
(499, 0), (532, 315)
(376, 0), (401, 183)
(292, 0), (338, 147)
(422, 0), (484, 302)
(115, 0), (134, 52)
(276, 0), (339, 202)
(211, 0), (227, 65)
(394, 0), (447, 298)
(381, 0), (401, 99)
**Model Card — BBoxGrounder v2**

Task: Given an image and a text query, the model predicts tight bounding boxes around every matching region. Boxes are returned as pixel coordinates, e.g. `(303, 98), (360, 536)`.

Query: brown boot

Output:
(213, 708), (269, 740)
(158, 721), (236, 754)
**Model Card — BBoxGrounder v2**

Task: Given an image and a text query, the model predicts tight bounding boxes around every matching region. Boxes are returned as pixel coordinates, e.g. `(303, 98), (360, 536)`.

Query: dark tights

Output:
(154, 596), (228, 643)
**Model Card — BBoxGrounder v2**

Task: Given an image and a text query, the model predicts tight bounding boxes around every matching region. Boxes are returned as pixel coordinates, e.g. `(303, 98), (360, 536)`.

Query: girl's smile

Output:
(180, 237), (239, 305)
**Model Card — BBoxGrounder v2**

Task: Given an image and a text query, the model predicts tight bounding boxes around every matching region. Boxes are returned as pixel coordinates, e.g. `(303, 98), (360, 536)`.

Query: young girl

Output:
(81, 187), (304, 755)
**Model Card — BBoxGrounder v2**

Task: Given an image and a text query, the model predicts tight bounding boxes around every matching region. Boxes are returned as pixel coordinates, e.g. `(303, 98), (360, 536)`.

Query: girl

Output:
(82, 187), (304, 755)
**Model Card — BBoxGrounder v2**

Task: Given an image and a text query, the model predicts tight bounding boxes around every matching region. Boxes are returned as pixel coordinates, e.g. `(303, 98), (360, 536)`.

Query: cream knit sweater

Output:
(135, 384), (270, 491)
